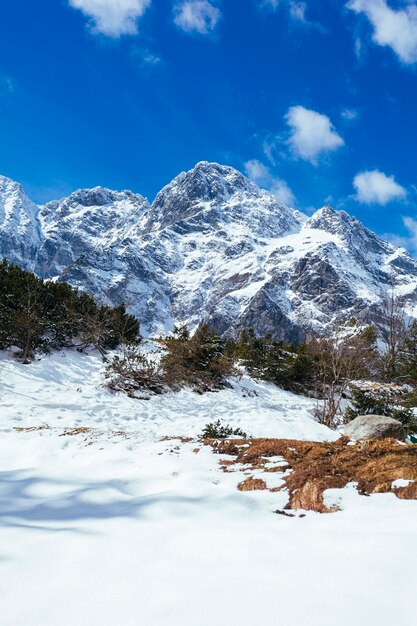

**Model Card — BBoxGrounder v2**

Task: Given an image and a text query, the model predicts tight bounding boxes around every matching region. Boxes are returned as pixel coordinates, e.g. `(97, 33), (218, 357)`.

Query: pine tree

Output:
(0, 259), (141, 362)
(161, 323), (236, 391)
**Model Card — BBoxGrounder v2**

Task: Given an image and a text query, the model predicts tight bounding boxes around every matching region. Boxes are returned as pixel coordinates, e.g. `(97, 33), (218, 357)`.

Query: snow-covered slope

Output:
(1, 349), (334, 441)
(1, 349), (417, 626)
(2, 162), (417, 339)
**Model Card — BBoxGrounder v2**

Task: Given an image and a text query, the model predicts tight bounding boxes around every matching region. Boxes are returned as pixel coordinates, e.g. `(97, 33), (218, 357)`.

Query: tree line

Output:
(1, 259), (416, 433)
(105, 305), (417, 433)
(0, 259), (140, 362)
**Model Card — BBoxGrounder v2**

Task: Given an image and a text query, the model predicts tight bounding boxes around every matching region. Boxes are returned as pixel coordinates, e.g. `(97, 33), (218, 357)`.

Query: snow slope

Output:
(1, 351), (417, 626)
(0, 349), (334, 441)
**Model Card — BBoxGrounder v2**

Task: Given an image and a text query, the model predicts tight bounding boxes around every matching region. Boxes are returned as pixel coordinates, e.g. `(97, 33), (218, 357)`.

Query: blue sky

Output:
(1, 1), (417, 249)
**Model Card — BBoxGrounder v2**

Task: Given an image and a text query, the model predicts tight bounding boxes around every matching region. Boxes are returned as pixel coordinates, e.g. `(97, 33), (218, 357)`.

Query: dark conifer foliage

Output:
(0, 259), (140, 362)
(105, 324), (237, 396)
(160, 324), (237, 391)
(201, 420), (247, 439)
(235, 328), (314, 393)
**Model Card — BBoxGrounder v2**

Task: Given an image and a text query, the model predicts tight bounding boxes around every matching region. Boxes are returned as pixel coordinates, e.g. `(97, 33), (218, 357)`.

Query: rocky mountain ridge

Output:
(1, 162), (417, 341)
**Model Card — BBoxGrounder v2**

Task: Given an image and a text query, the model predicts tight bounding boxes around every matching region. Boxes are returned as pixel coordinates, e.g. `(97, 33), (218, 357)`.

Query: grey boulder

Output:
(344, 414), (406, 441)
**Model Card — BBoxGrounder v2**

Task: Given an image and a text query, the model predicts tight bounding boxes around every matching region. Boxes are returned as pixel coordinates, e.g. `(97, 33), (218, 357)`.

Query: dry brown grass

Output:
(160, 436), (194, 443)
(59, 427), (92, 437)
(237, 477), (267, 491)
(210, 437), (417, 513)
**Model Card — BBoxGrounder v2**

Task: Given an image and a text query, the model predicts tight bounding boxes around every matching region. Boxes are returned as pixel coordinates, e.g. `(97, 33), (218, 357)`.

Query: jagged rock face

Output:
(2, 162), (417, 341)
(147, 161), (299, 237)
(0, 175), (42, 268)
(36, 187), (150, 278)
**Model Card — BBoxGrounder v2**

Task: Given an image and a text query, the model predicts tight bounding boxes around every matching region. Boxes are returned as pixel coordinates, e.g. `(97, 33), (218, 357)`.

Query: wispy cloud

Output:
(257, 0), (279, 10)
(347, 0), (417, 65)
(341, 107), (359, 121)
(141, 50), (162, 65)
(132, 46), (163, 67)
(285, 106), (344, 164)
(257, 0), (322, 29)
(289, 2), (307, 22)
(384, 216), (417, 254)
(174, 0), (221, 35)
(68, 0), (152, 37)
(353, 169), (407, 204)
(244, 159), (296, 206)
(0, 74), (15, 96)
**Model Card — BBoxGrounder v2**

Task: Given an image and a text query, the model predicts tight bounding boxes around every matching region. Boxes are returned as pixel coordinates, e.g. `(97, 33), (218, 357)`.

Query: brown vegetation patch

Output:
(237, 477), (267, 491)
(59, 427), (92, 437)
(160, 436), (194, 443)
(211, 437), (417, 513)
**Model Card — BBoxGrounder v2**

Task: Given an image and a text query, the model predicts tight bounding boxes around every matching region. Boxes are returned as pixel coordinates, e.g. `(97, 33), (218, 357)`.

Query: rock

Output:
(344, 414), (406, 441)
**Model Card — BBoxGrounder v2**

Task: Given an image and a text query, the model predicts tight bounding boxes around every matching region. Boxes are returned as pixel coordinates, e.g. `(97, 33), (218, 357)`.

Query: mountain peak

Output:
(148, 161), (294, 233)
(0, 174), (27, 198)
(307, 205), (358, 233)
(305, 204), (393, 264)
(44, 186), (146, 210)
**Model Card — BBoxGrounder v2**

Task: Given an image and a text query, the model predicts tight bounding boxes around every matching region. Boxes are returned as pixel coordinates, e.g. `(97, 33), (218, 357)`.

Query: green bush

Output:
(105, 324), (238, 397)
(201, 420), (247, 439)
(160, 324), (237, 392)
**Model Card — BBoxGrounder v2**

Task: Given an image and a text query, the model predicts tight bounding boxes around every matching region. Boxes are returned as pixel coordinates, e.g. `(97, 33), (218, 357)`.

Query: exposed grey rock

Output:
(2, 162), (417, 340)
(344, 415), (406, 441)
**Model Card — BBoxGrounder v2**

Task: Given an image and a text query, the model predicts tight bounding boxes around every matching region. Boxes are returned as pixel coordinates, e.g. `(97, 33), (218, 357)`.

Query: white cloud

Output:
(244, 159), (296, 206)
(341, 108), (359, 121)
(174, 0), (221, 34)
(402, 216), (417, 251)
(384, 216), (417, 254)
(353, 169), (406, 204)
(68, 0), (152, 37)
(289, 1), (307, 22)
(347, 0), (417, 64)
(354, 35), (365, 60)
(285, 105), (344, 164)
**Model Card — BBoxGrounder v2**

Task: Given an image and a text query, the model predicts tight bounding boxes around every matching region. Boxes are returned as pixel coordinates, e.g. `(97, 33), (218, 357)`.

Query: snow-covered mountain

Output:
(0, 175), (42, 268)
(1, 161), (417, 340)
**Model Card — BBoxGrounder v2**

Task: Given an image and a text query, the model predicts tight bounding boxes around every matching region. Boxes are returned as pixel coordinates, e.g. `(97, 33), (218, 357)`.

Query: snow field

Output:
(0, 350), (416, 626)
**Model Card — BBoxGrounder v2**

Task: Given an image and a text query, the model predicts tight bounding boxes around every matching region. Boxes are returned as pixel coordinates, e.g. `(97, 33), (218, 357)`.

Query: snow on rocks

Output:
(3, 162), (417, 340)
